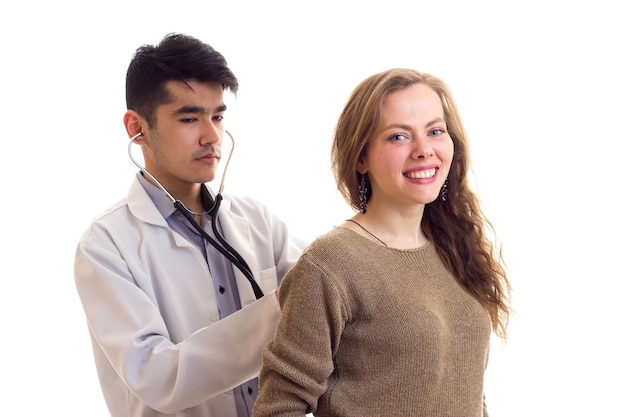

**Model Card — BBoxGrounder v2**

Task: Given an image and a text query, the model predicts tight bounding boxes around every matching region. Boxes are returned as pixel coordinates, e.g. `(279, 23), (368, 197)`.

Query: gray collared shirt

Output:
(137, 172), (259, 416)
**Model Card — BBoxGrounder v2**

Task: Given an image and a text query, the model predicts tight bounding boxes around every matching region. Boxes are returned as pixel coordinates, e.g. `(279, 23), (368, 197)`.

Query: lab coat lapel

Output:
(127, 177), (197, 249)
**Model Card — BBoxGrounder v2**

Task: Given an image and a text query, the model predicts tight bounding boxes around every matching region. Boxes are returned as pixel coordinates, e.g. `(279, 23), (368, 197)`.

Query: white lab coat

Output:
(74, 177), (305, 417)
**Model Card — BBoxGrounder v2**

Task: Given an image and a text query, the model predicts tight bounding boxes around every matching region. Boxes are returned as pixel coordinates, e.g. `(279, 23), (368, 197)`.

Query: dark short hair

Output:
(125, 33), (238, 126)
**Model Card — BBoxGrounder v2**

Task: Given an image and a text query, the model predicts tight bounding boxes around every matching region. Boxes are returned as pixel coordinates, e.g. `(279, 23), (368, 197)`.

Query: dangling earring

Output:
(359, 173), (368, 214)
(440, 179), (449, 202)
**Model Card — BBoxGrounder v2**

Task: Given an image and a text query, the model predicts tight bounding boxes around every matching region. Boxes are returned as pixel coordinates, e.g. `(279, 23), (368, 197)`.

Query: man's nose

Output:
(200, 122), (222, 145)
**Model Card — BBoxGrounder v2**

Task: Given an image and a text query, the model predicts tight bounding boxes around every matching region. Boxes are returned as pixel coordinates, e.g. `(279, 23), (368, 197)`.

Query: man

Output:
(74, 33), (305, 417)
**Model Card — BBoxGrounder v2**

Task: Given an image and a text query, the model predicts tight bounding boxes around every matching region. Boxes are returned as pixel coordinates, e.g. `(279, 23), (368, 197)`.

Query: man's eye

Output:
(214, 115), (224, 122)
(180, 118), (197, 123)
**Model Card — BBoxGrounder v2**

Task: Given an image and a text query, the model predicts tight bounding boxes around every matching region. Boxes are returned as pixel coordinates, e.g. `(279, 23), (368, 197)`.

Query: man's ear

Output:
(123, 110), (148, 143)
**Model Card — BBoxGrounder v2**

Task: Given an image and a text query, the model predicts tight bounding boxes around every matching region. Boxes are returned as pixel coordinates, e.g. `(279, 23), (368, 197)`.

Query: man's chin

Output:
(197, 174), (217, 184)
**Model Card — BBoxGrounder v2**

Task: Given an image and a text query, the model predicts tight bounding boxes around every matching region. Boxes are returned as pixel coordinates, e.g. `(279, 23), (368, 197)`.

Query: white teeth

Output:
(406, 168), (436, 179)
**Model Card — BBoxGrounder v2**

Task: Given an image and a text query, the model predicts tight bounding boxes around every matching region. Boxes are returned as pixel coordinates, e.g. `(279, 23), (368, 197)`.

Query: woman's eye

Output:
(388, 133), (408, 142)
(431, 128), (446, 136)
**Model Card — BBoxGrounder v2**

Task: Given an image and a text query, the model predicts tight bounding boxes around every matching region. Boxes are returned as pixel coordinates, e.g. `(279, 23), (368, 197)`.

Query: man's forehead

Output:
(160, 80), (225, 110)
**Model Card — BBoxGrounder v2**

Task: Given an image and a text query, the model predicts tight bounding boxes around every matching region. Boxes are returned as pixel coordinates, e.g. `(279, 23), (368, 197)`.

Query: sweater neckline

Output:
(337, 225), (432, 252)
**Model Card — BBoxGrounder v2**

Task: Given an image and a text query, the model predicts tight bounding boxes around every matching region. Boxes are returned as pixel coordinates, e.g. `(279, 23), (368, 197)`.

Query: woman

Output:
(252, 68), (511, 417)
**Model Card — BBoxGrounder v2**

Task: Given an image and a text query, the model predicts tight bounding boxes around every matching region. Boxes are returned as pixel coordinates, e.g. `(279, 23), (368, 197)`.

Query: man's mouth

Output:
(197, 152), (220, 161)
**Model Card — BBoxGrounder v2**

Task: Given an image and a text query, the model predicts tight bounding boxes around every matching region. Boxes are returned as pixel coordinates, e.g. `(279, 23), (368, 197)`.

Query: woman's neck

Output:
(351, 204), (428, 249)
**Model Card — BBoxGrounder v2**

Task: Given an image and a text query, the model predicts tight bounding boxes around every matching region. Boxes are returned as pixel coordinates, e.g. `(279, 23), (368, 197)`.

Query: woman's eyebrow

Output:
(383, 117), (445, 131)
(426, 117), (446, 127)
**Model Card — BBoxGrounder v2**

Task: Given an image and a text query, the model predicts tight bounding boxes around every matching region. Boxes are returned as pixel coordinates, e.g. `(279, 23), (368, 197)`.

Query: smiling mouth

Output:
(405, 168), (436, 179)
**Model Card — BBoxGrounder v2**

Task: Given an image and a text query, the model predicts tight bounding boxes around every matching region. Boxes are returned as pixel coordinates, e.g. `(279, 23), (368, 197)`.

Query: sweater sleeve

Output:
(252, 253), (349, 417)
(483, 393), (489, 417)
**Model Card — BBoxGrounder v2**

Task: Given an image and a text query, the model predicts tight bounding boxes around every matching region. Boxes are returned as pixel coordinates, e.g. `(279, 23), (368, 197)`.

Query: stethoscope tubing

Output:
(128, 131), (265, 299)
(173, 197), (264, 299)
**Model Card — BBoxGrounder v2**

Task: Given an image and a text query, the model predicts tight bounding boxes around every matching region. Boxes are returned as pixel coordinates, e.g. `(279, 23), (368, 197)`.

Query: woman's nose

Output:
(411, 136), (433, 159)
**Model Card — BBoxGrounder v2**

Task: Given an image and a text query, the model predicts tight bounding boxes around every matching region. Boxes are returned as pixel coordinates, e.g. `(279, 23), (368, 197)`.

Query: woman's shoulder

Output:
(307, 225), (362, 248)
(299, 226), (374, 264)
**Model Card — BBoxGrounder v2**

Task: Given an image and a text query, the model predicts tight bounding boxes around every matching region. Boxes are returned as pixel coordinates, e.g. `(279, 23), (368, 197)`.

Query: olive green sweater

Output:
(253, 227), (491, 417)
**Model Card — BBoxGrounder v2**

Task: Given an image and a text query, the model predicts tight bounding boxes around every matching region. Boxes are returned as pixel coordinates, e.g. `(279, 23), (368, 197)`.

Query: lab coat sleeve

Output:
(75, 228), (282, 414)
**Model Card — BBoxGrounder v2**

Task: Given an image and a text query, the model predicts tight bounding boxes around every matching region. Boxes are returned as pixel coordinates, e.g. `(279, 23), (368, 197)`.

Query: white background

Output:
(1, 1), (624, 415)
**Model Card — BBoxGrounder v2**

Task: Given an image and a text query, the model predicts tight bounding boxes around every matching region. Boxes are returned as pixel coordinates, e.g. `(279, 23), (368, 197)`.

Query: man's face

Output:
(140, 79), (226, 193)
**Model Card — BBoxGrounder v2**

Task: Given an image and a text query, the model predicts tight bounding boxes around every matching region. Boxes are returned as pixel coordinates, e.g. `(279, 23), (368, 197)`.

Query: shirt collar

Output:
(137, 172), (177, 219)
(137, 172), (216, 219)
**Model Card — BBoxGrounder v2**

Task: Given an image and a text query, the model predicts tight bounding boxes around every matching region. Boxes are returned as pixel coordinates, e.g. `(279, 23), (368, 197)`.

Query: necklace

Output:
(345, 219), (388, 247)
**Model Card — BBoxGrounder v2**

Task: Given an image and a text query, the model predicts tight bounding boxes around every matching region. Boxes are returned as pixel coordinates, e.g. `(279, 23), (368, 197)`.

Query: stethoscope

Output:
(128, 131), (265, 299)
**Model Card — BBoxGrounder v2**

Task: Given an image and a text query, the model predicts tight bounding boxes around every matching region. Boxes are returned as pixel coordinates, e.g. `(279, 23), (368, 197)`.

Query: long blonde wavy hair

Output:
(331, 68), (511, 338)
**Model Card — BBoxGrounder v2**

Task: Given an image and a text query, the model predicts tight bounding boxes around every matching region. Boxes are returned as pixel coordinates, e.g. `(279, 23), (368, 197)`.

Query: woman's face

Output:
(358, 82), (454, 211)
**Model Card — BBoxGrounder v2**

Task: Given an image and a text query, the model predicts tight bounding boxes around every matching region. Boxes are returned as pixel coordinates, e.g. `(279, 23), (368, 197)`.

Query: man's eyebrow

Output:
(173, 104), (228, 115)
